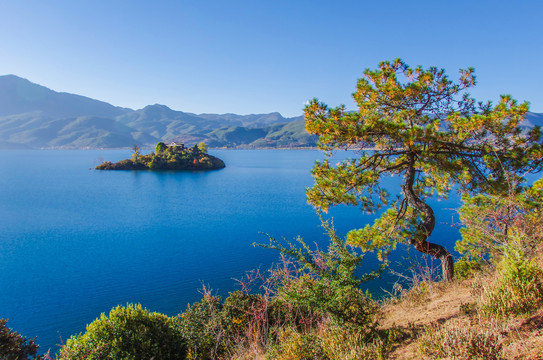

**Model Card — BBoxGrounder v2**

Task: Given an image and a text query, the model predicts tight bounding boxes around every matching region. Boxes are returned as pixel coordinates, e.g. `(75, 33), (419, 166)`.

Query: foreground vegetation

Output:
(3, 60), (543, 359)
(96, 142), (225, 171)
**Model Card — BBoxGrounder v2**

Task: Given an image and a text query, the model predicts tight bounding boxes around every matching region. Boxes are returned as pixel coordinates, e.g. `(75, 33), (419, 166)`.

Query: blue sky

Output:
(1, 0), (542, 117)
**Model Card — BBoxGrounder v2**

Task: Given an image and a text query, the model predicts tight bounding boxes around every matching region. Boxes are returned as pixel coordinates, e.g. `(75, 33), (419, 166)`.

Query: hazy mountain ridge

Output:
(0, 75), (540, 149)
(0, 75), (312, 149)
(0, 75), (131, 118)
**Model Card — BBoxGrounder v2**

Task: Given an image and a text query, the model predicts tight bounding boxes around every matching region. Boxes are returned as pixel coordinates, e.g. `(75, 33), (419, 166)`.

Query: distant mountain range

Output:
(0, 75), (313, 149)
(0, 74), (541, 149)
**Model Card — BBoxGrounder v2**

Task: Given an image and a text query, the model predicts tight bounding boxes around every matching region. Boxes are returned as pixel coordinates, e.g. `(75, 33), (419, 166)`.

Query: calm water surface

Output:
(0, 149), (460, 353)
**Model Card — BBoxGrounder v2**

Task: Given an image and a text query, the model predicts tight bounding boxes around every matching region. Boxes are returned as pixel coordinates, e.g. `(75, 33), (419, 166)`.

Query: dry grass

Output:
(379, 278), (477, 359)
(230, 344), (266, 360)
(499, 308), (543, 360)
(418, 317), (505, 359)
(377, 265), (543, 360)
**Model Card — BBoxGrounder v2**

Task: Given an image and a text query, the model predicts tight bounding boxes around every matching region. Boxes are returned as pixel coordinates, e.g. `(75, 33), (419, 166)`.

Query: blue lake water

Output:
(0, 149), (461, 354)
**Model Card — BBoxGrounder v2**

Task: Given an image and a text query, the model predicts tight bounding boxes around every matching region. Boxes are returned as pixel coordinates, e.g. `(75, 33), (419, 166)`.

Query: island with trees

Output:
(96, 141), (225, 170)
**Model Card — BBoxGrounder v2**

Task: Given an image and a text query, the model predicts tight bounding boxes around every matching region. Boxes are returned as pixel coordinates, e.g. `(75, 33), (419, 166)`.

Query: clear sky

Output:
(1, 0), (542, 117)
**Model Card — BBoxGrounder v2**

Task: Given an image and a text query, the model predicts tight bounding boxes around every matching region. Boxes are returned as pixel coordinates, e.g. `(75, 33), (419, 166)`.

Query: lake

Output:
(0, 149), (461, 354)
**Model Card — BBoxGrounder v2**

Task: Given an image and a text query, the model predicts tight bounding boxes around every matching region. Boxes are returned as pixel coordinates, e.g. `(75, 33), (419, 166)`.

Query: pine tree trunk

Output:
(403, 153), (454, 281)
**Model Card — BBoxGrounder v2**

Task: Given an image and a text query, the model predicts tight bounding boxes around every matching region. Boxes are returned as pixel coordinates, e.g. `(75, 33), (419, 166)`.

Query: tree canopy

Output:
(155, 141), (166, 153)
(197, 142), (208, 154)
(304, 59), (543, 281)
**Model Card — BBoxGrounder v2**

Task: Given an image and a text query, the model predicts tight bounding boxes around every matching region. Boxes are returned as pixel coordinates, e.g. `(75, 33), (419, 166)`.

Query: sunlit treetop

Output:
(305, 59), (542, 209)
(304, 59), (543, 281)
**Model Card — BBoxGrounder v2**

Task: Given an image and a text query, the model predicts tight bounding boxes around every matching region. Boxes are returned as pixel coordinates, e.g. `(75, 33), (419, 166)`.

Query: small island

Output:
(96, 142), (225, 171)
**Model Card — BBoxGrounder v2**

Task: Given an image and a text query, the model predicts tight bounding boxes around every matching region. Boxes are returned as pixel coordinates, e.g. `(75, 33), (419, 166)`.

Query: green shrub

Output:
(59, 304), (185, 360)
(221, 291), (266, 341)
(479, 241), (543, 318)
(178, 290), (268, 359)
(178, 292), (224, 359)
(276, 274), (377, 330)
(0, 319), (42, 360)
(456, 178), (543, 263)
(454, 257), (484, 280)
(258, 219), (379, 331)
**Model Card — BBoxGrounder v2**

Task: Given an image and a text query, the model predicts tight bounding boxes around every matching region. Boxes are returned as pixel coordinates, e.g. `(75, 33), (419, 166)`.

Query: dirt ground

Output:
(378, 275), (543, 359)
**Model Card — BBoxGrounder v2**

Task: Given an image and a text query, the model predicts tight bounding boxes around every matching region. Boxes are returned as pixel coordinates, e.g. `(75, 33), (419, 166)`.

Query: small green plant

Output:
(0, 319), (43, 360)
(479, 238), (543, 318)
(454, 257), (485, 280)
(59, 304), (186, 360)
(178, 289), (224, 360)
(258, 218), (380, 330)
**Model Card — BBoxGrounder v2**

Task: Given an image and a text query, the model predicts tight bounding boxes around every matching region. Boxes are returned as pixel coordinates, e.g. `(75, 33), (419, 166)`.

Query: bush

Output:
(456, 178), (543, 263)
(178, 291), (224, 359)
(0, 319), (42, 360)
(259, 219), (379, 331)
(220, 291), (267, 345)
(479, 240), (543, 318)
(276, 274), (377, 330)
(454, 257), (485, 280)
(59, 304), (186, 360)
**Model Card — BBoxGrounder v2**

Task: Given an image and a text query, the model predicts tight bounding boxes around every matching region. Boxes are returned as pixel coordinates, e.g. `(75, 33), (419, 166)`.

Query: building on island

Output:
(167, 141), (184, 150)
